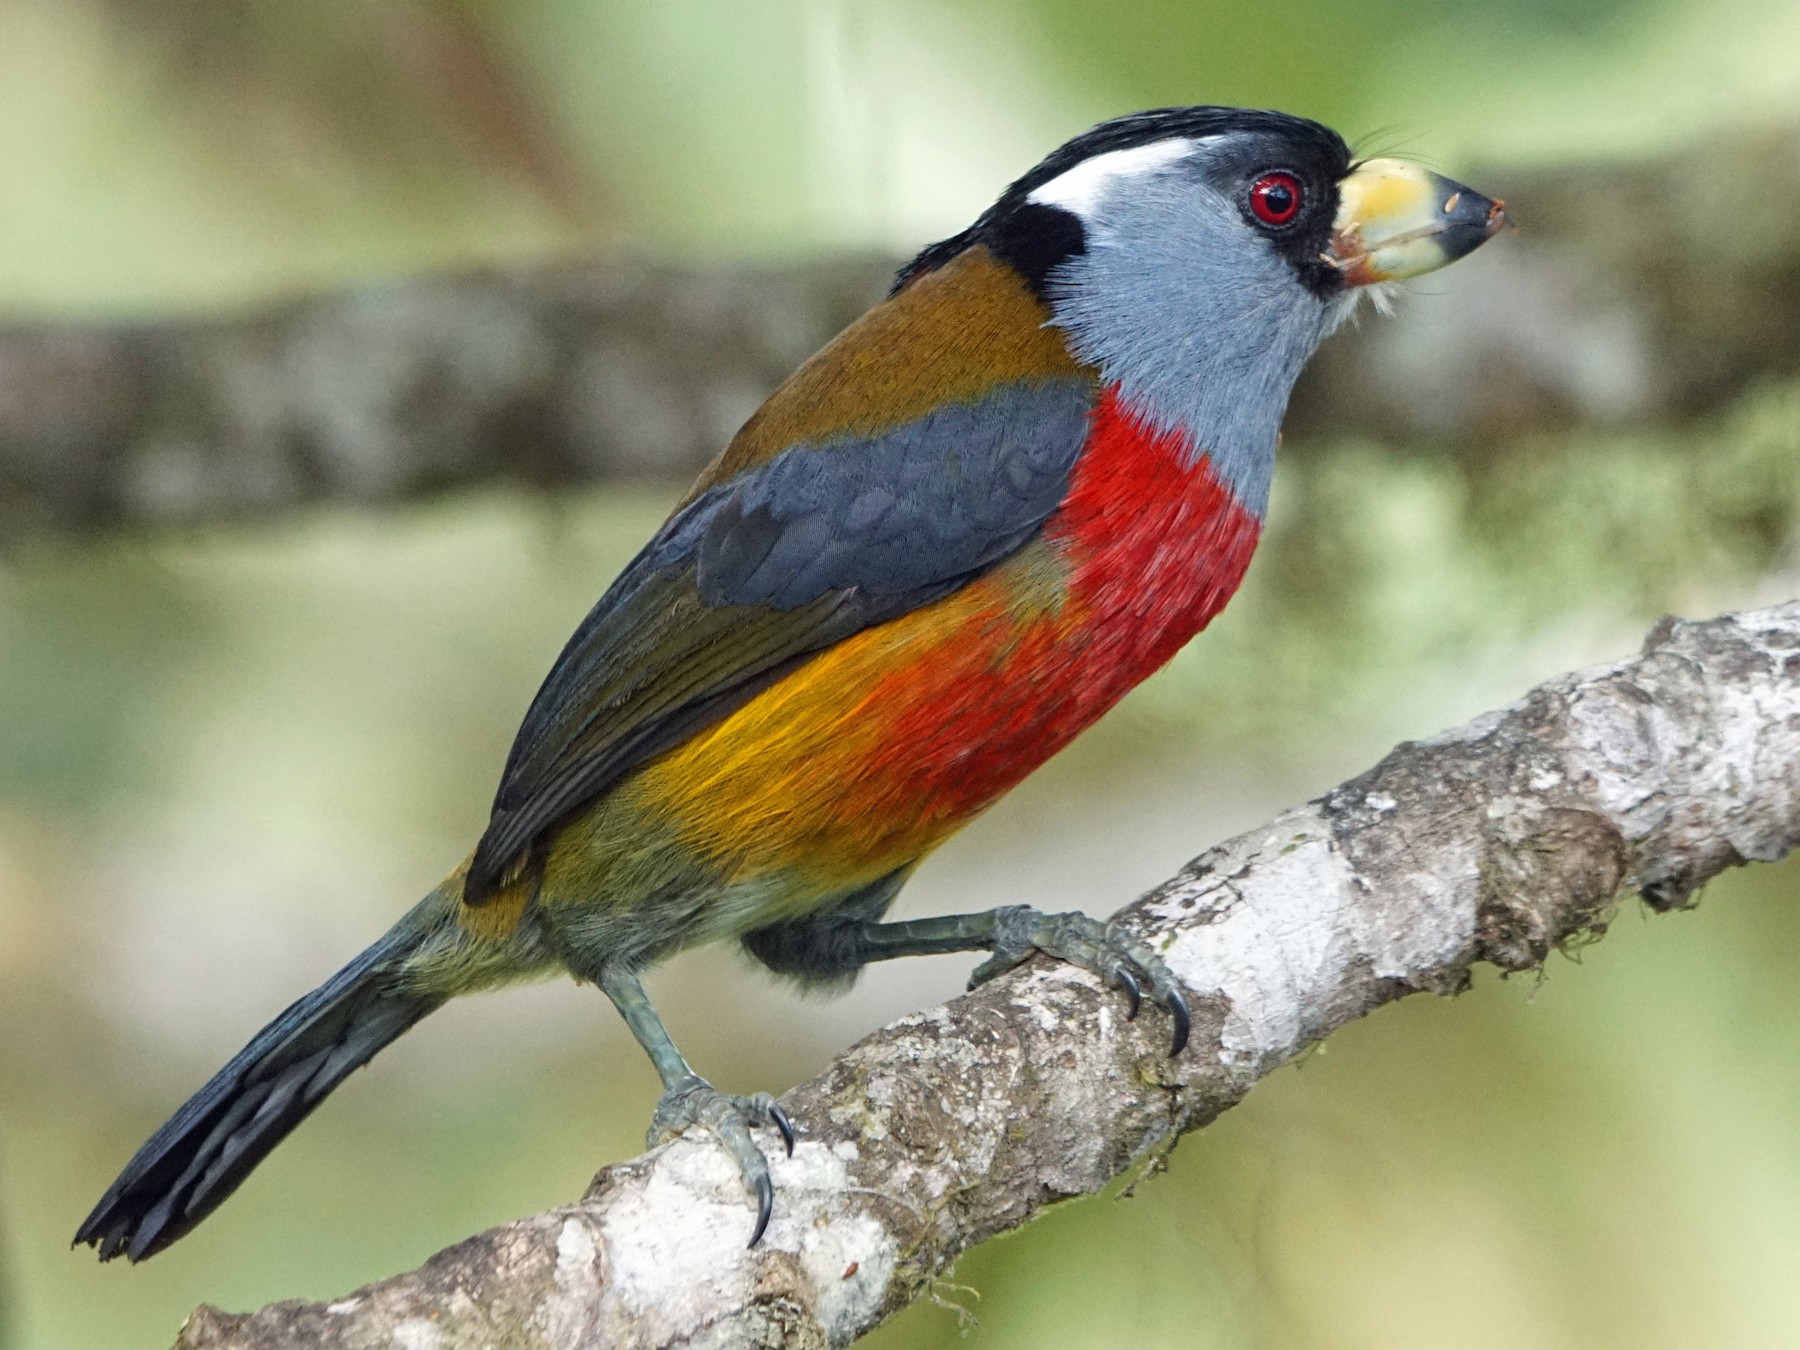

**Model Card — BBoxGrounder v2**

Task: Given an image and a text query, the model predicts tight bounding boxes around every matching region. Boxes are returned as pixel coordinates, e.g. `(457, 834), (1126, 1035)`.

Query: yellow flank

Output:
(457, 869), (532, 942)
(622, 552), (1073, 910)
(629, 586), (999, 887)
(686, 247), (1086, 499)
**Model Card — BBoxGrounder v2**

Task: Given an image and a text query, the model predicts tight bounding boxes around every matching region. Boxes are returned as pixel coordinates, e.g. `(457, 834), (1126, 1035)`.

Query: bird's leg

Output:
(852, 907), (1190, 1055)
(595, 965), (794, 1246)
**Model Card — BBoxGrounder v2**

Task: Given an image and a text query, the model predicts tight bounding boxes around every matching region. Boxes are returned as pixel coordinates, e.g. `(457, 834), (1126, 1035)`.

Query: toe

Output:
(750, 1173), (774, 1248)
(769, 1102), (796, 1157)
(1099, 925), (1191, 1057)
(969, 907), (1191, 1059)
(645, 1078), (788, 1243)
(1163, 987), (1191, 1056)
(1111, 963), (1143, 1020)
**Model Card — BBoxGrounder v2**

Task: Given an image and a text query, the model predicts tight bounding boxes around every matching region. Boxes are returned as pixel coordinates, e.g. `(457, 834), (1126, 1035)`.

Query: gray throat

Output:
(1041, 178), (1336, 518)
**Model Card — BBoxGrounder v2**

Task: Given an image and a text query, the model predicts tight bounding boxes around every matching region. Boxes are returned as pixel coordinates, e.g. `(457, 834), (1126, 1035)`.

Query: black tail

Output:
(76, 929), (442, 1261)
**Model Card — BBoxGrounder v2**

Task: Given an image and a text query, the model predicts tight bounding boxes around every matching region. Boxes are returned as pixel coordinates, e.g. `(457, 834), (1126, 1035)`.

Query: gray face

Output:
(1036, 135), (1349, 517)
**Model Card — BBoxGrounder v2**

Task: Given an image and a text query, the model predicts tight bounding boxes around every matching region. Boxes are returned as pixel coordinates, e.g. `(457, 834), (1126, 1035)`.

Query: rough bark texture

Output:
(170, 600), (1800, 1349)
(8, 123), (1800, 537)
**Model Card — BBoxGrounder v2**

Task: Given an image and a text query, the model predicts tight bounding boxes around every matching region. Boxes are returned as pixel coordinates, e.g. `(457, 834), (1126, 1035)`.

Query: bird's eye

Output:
(1248, 172), (1303, 227)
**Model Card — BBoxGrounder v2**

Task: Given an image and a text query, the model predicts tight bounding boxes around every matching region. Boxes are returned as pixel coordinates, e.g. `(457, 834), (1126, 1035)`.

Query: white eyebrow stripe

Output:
(1026, 138), (1198, 216)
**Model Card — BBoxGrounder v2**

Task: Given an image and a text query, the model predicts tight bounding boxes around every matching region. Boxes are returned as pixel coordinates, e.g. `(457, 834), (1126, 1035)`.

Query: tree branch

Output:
(9, 123), (1800, 538)
(0, 257), (893, 536)
(168, 599), (1800, 1349)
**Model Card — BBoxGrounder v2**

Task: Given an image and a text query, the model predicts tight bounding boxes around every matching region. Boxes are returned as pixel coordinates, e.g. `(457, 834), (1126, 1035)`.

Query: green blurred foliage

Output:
(3, 1), (1800, 1348)
(7, 0), (1800, 312)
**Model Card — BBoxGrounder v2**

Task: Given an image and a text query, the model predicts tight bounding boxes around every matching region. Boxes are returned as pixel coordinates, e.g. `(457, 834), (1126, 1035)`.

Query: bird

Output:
(77, 106), (1508, 1261)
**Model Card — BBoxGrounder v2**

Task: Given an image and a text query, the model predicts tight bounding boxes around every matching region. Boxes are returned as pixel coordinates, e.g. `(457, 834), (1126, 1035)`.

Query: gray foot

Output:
(969, 906), (1191, 1055)
(648, 1075), (795, 1247)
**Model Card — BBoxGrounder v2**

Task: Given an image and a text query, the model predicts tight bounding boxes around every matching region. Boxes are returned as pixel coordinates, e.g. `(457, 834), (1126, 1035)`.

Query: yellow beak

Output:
(1328, 158), (1511, 287)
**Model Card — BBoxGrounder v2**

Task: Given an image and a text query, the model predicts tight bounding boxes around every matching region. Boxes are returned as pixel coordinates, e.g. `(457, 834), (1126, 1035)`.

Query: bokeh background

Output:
(4, 1), (1800, 1346)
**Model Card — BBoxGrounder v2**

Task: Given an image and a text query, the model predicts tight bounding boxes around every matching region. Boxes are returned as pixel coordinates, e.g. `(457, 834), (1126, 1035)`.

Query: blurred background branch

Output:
(0, 257), (890, 534)
(3, 124), (1800, 536)
(169, 601), (1800, 1350)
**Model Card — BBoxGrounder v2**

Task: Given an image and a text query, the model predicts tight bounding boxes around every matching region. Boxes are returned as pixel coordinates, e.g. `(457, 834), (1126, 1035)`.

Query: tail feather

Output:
(76, 929), (442, 1262)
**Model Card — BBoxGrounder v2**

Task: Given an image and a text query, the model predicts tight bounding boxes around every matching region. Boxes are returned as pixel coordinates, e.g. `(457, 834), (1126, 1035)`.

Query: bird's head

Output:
(900, 107), (1508, 513)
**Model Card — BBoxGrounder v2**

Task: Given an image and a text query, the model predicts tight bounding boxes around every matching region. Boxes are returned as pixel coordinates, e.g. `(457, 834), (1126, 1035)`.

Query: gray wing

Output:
(464, 375), (1094, 902)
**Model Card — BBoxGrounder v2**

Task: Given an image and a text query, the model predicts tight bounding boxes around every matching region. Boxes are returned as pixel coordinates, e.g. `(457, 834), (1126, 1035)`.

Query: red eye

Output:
(1248, 172), (1303, 226)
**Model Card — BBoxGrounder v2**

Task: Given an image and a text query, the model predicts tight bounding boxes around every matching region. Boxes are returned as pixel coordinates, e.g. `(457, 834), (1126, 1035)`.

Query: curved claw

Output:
(769, 1102), (796, 1157)
(749, 1173), (773, 1248)
(984, 907), (1192, 1060)
(648, 1077), (789, 1247)
(1165, 988), (1191, 1057)
(1111, 964), (1143, 1020)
